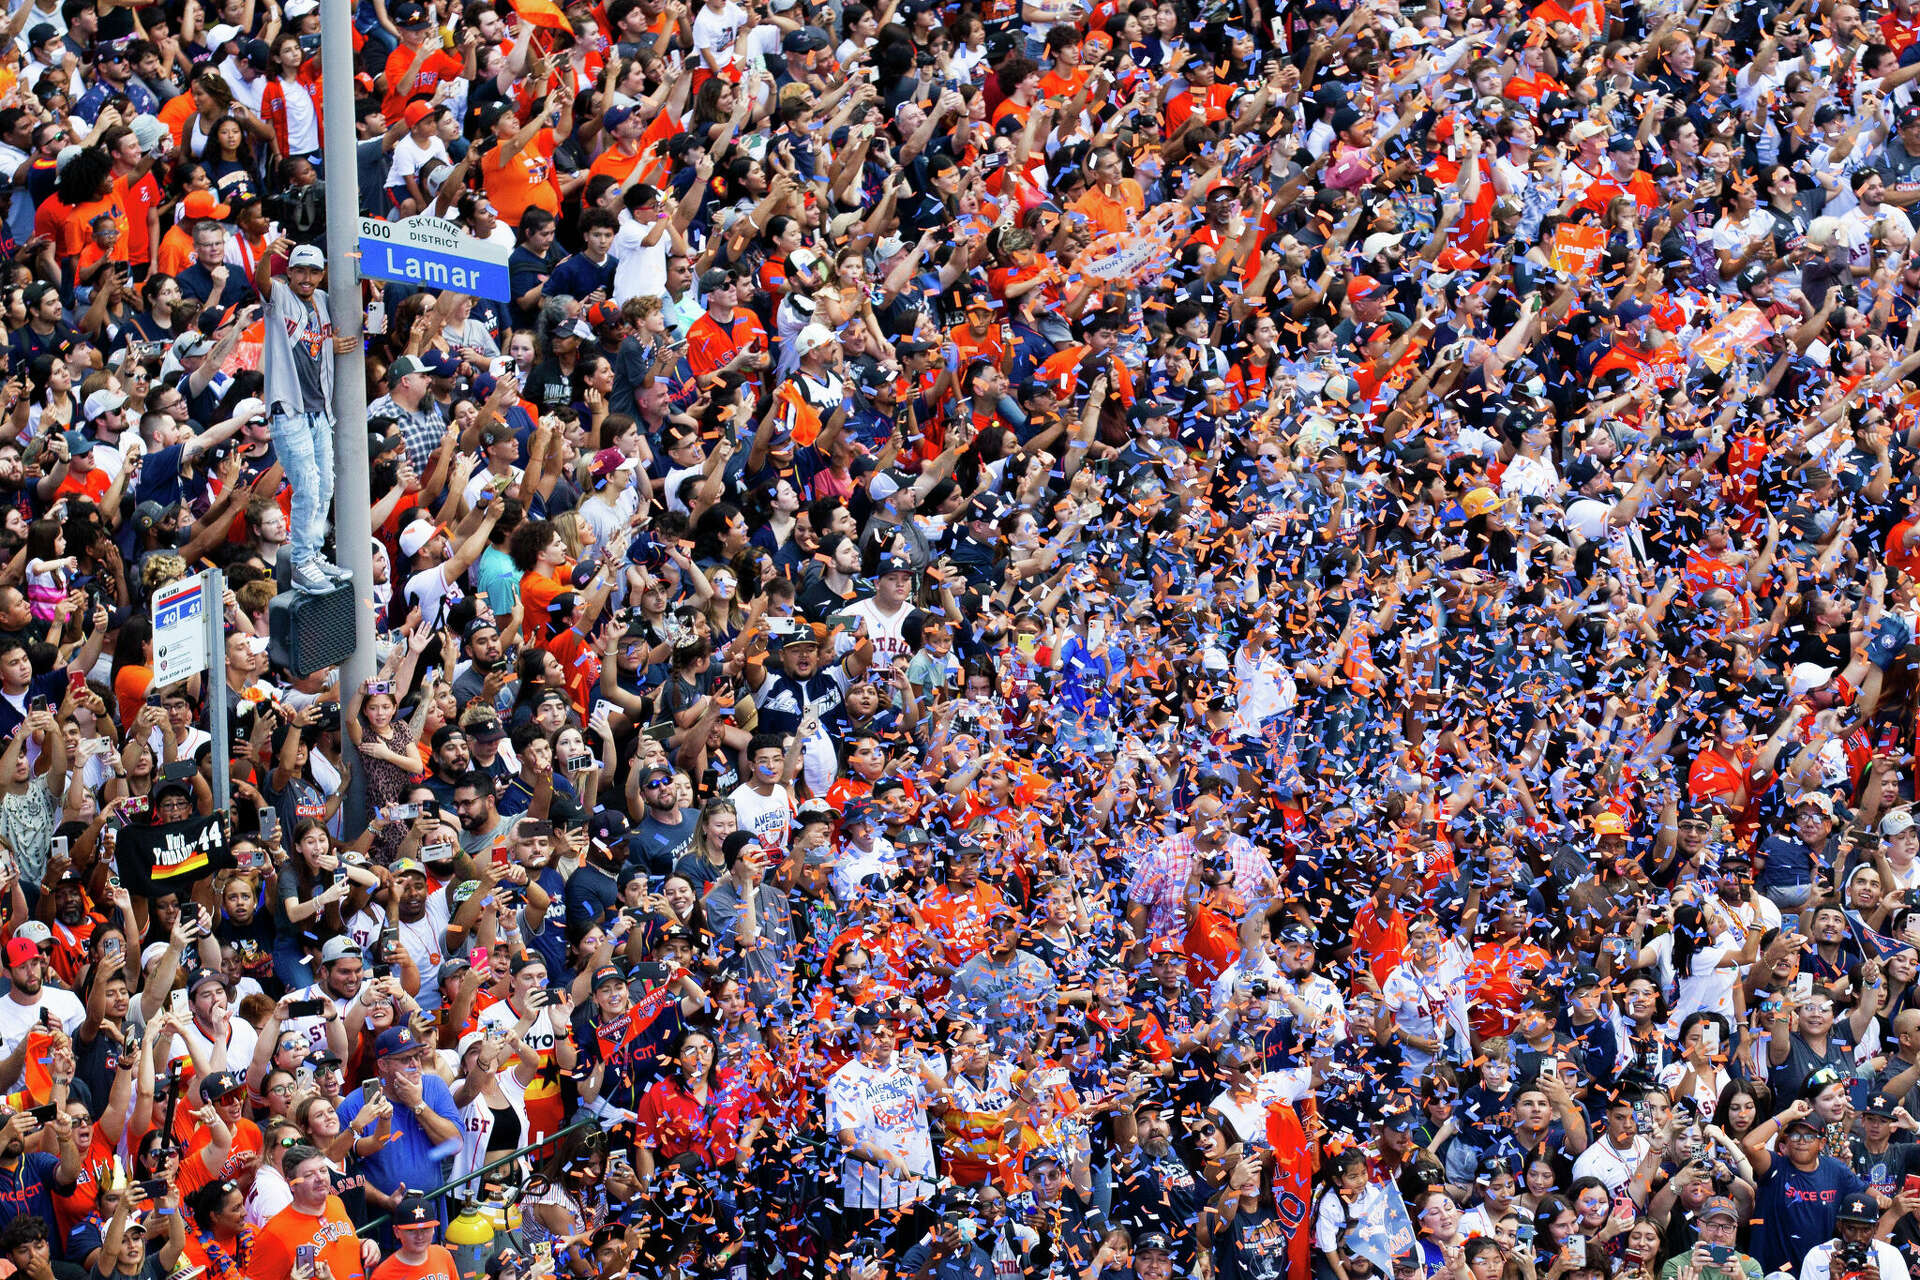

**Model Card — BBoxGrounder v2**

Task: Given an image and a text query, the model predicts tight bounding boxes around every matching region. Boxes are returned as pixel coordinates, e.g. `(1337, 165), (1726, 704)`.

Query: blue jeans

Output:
(273, 409), (334, 563)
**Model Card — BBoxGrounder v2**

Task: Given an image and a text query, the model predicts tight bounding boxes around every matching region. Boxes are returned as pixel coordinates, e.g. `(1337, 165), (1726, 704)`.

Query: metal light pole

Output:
(321, 0), (375, 831)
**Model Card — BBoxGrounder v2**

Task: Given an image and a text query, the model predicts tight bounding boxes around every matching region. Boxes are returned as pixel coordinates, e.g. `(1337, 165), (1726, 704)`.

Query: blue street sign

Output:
(358, 215), (513, 303)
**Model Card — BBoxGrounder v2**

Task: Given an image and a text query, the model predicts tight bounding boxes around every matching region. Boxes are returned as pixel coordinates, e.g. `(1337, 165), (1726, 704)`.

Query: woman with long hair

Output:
(183, 70), (235, 158)
(23, 352), (80, 437)
(182, 1178), (255, 1280)
(450, 1023), (543, 1182)
(269, 818), (379, 986)
(204, 116), (260, 201)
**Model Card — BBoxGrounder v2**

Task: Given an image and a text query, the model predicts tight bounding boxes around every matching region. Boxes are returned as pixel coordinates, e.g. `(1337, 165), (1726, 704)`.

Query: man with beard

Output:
(477, 957), (577, 1143)
(385, 859), (451, 1012)
(948, 907), (1056, 1039)
(450, 618), (517, 714)
(451, 769), (513, 857)
(630, 762), (696, 878)
(421, 726), (471, 807)
(164, 969), (258, 1079)
(278, 937), (363, 1058)
(0, 937), (84, 1090)
(567, 812), (628, 928)
(749, 622), (870, 799)
(1112, 1101), (1210, 1268)
(38, 868), (101, 990)
(703, 833), (797, 1012)
(0, 1098), (83, 1249)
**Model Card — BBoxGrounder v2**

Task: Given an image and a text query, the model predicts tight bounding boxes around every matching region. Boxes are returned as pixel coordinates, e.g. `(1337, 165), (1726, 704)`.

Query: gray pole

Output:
(205, 568), (229, 813)
(321, 0), (374, 832)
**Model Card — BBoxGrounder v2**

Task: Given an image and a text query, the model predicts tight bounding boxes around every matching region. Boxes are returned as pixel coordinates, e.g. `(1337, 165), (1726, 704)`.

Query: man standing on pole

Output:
(261, 242), (359, 594)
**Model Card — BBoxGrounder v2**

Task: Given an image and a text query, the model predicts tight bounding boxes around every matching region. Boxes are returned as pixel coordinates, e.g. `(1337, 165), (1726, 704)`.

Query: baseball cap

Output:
(4, 937), (37, 967)
(318, 937), (361, 965)
(183, 191), (231, 220)
(13, 921), (50, 947)
(875, 552), (913, 577)
(398, 519), (439, 558)
(394, 1196), (436, 1228)
(591, 964), (624, 990)
(1838, 1192), (1879, 1224)
(85, 389), (127, 420)
(468, 716), (506, 743)
(794, 323), (837, 357)
(698, 267), (736, 293)
(590, 447), (631, 480)
(590, 809), (632, 849)
(204, 22), (242, 47)
(198, 1069), (246, 1100)
(1886, 809), (1916, 837)
(374, 1026), (422, 1059)
(1593, 811), (1627, 837)
(1789, 662), (1838, 696)
(1699, 1195), (1739, 1223)
(392, 1), (432, 25)
(388, 355), (429, 380)
(1347, 274), (1385, 301)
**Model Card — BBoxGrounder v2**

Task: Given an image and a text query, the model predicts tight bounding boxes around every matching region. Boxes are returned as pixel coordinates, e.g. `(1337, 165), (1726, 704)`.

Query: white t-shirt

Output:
(387, 133), (451, 193)
(277, 75), (319, 154)
(612, 214), (670, 304)
(824, 1055), (935, 1209)
(729, 781), (795, 852)
(829, 836), (898, 905)
(1571, 1134), (1649, 1191)
(405, 563), (464, 630)
(691, 1), (748, 71)
(0, 987), (84, 1089)
(166, 1010), (260, 1078)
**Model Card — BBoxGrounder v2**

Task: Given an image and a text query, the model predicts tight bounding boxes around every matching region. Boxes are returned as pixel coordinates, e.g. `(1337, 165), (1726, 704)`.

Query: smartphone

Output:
(1632, 1102), (1652, 1135)
(1706, 1244), (1733, 1264)
(630, 962), (671, 983)
(369, 963), (391, 981)
(169, 989), (189, 1018)
(421, 842), (453, 862)
(287, 998), (325, 1019)
(564, 752), (593, 772)
(49, 835), (67, 861)
(1568, 1236), (1587, 1267)
(27, 1104), (56, 1124)
(380, 925), (399, 954)
(137, 1177), (167, 1201)
(827, 613), (860, 631)
(363, 1080), (382, 1108)
(470, 946), (489, 969)
(492, 844), (510, 869)
(295, 1245), (318, 1273)
(236, 845), (269, 871)
(27, 695), (47, 714)
(521, 820), (551, 838)
(1793, 973), (1816, 1001)
(1702, 1022), (1720, 1054)
(382, 802), (421, 821)
(1539, 1055), (1559, 1079)
(67, 670), (85, 696)
(1516, 1222), (1535, 1245)
(1904, 1175), (1920, 1198)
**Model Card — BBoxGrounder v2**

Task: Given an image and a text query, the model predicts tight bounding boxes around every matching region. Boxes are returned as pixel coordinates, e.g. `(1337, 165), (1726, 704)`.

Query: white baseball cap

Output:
(398, 519), (439, 558)
(794, 323), (837, 357)
(287, 244), (325, 270)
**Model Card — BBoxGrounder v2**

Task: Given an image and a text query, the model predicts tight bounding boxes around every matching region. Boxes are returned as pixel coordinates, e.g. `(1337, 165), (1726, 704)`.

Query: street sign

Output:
(358, 215), (512, 303)
(152, 571), (213, 685)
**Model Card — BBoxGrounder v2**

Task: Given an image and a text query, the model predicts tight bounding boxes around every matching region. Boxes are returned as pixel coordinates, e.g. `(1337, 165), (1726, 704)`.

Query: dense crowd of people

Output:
(11, 0), (1920, 1276)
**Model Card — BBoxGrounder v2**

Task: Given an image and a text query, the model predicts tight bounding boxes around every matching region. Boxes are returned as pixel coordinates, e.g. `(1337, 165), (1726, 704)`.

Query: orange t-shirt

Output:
(518, 565), (572, 642)
(178, 1117), (263, 1194)
(484, 127), (561, 228)
(587, 141), (645, 185)
(373, 1245), (459, 1280)
(113, 663), (153, 727)
(117, 172), (162, 265)
(158, 93), (195, 147)
(382, 43), (463, 121)
(155, 223), (197, 278)
(252, 1197), (365, 1280)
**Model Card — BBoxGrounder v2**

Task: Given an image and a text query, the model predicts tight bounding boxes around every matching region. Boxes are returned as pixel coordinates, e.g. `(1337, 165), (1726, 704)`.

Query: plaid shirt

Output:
(368, 392), (448, 474)
(1125, 832), (1273, 940)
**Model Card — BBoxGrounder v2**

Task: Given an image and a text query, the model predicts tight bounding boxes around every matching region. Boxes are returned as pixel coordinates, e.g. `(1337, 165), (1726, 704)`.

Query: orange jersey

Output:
(251, 1197), (365, 1280)
(484, 128), (562, 227)
(373, 1245), (458, 1280)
